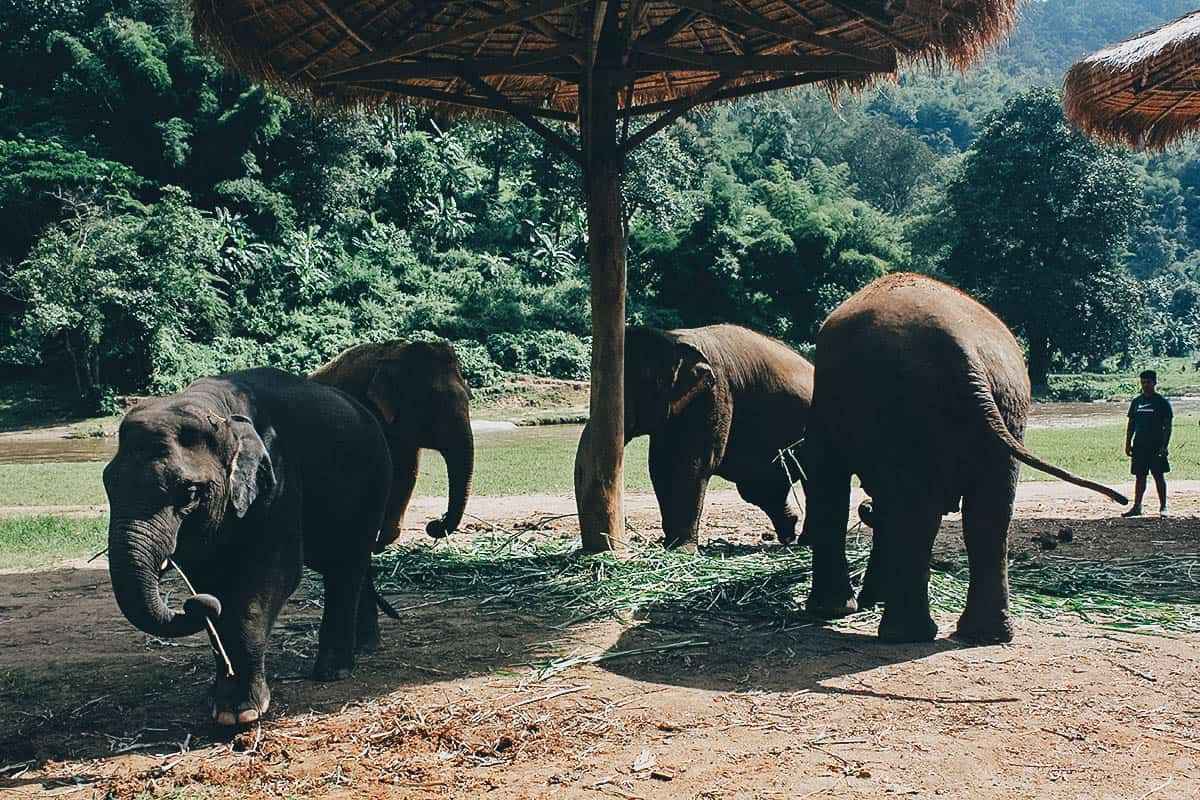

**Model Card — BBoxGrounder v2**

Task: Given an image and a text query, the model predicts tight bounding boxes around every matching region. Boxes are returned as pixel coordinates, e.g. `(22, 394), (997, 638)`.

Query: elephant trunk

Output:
(426, 407), (474, 539)
(107, 514), (210, 638)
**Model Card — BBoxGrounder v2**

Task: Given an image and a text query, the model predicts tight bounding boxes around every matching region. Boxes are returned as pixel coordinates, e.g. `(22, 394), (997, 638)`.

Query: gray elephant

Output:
(103, 368), (393, 726)
(310, 340), (474, 548)
(802, 274), (1127, 644)
(576, 324), (813, 550)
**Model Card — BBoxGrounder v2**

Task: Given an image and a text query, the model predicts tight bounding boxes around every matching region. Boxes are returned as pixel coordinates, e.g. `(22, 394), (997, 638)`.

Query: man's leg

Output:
(1153, 469), (1167, 514)
(1123, 471), (1147, 517)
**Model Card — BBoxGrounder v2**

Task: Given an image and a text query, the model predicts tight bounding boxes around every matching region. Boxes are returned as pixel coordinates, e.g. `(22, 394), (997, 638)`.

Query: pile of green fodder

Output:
(372, 535), (1200, 636)
(375, 535), (822, 627)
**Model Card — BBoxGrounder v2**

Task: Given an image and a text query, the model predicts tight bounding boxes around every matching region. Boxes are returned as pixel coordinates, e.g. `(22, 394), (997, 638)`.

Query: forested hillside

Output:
(3, 0), (1199, 409)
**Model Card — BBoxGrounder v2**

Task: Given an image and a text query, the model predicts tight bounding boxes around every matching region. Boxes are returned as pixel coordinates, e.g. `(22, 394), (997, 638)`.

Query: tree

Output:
(3, 188), (228, 407)
(941, 88), (1142, 387)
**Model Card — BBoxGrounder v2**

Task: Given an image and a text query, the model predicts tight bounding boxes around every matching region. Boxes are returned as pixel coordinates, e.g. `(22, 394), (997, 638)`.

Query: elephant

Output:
(103, 367), (393, 726)
(576, 324), (813, 550)
(801, 273), (1127, 644)
(310, 340), (474, 548)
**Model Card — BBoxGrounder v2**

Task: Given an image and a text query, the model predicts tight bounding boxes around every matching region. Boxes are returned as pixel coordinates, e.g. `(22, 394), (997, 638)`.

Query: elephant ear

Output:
(670, 342), (716, 415)
(366, 366), (401, 424)
(228, 414), (275, 518)
(365, 359), (422, 426)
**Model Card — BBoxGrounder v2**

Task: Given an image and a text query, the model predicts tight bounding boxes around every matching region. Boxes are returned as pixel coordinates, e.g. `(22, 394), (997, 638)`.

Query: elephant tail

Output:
(369, 579), (402, 620)
(971, 373), (1129, 505)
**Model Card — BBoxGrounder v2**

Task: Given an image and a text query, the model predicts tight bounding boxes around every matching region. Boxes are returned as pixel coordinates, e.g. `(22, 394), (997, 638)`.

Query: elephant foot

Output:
(774, 527), (806, 547)
(663, 536), (698, 554)
(878, 611), (939, 643)
(953, 611), (1014, 645)
(373, 523), (403, 553)
(806, 591), (858, 619)
(314, 649), (355, 682)
(212, 678), (270, 727)
(855, 586), (880, 610)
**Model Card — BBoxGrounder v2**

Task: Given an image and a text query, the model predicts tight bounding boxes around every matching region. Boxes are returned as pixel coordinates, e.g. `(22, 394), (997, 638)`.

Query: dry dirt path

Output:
(1, 487), (1197, 799)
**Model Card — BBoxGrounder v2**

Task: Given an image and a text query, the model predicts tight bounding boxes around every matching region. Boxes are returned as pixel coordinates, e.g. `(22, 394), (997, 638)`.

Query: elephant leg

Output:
(356, 569), (381, 654)
(856, 521), (889, 610)
(954, 460), (1017, 644)
(803, 470), (855, 616)
(377, 444), (420, 552)
(736, 475), (801, 545)
(314, 553), (369, 681)
(877, 493), (941, 643)
(211, 564), (297, 726)
(649, 436), (710, 552)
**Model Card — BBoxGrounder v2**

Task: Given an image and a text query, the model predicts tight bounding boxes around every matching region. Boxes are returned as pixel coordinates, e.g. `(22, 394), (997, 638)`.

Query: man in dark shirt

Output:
(1123, 369), (1173, 517)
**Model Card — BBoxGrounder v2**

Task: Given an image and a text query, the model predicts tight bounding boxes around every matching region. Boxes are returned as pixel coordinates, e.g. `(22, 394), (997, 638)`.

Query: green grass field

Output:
(1, 416), (1196, 569)
(0, 516), (106, 570)
(1042, 356), (1200, 400)
(3, 417), (1196, 509)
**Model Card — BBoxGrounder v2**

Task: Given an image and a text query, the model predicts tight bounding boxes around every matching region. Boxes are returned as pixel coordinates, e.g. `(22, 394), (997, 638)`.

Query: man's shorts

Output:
(1131, 448), (1170, 476)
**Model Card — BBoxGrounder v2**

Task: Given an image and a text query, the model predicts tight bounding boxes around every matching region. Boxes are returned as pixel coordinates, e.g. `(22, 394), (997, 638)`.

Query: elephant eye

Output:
(176, 482), (204, 508)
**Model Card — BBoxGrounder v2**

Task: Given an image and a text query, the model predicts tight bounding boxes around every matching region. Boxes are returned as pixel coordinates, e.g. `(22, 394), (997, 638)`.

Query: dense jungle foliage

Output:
(3, 0), (1200, 410)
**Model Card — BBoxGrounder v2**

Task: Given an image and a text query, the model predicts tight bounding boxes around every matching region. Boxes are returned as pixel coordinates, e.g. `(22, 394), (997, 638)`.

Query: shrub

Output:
(487, 330), (590, 381)
(1042, 376), (1107, 402)
(149, 336), (268, 394)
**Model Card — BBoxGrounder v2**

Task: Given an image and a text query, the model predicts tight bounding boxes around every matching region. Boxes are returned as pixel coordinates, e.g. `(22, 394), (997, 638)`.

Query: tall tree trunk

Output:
(1028, 329), (1051, 392)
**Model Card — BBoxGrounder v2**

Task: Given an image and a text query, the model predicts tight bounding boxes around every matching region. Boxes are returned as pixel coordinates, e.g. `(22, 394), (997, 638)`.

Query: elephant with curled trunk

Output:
(802, 273), (1128, 644)
(310, 340), (474, 548)
(577, 324), (813, 551)
(103, 368), (392, 726)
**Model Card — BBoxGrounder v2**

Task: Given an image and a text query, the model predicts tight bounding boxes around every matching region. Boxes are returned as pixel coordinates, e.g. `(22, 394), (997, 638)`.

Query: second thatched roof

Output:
(1064, 9), (1200, 150)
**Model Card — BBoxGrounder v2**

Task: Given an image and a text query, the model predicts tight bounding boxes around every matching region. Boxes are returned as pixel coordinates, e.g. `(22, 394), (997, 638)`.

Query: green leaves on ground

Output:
(374, 534), (1200, 636)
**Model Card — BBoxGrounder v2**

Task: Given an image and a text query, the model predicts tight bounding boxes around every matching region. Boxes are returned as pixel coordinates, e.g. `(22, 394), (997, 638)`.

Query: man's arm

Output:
(1161, 399), (1173, 453)
(1125, 417), (1134, 457)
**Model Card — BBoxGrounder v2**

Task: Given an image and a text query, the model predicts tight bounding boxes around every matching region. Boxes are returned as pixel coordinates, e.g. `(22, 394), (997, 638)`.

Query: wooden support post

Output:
(575, 0), (626, 552)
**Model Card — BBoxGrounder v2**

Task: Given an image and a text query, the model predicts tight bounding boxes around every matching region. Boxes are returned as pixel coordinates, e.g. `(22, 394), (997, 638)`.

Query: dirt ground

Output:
(1, 484), (1198, 799)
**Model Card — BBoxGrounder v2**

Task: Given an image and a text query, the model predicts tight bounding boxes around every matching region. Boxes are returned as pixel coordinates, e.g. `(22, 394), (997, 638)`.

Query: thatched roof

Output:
(1064, 10), (1200, 150)
(190, 1), (1020, 122)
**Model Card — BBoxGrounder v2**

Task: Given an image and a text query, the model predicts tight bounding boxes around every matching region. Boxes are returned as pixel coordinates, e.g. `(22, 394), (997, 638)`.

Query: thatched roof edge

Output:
(1063, 10), (1200, 151)
(188, 0), (1022, 122)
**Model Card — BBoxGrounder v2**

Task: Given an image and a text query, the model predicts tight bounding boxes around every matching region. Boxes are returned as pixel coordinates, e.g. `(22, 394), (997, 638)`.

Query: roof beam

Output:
(460, 73), (583, 163)
(637, 9), (698, 48)
(349, 81), (577, 121)
(820, 0), (909, 50)
(288, 0), (439, 78)
(320, 44), (581, 82)
(668, 0), (893, 68)
(618, 71), (839, 117)
(822, 0), (896, 28)
(320, 0), (589, 78)
(266, 0), (375, 54)
(310, 0), (372, 51)
(637, 44), (889, 73)
(620, 73), (734, 153)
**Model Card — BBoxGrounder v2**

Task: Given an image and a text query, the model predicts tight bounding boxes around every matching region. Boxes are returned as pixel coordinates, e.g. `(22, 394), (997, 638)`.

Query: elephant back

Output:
(675, 324), (813, 403)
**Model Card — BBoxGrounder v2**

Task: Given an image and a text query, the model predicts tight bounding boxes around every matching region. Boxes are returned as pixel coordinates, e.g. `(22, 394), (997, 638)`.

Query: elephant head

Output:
(624, 326), (716, 441)
(103, 398), (272, 637)
(311, 341), (474, 538)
